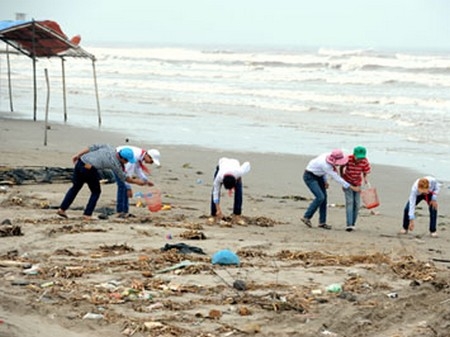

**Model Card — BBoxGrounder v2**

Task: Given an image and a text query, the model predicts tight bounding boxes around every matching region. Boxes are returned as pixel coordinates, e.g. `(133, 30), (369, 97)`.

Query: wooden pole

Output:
(92, 60), (101, 126)
(61, 58), (67, 122)
(32, 20), (37, 121)
(44, 68), (50, 146)
(6, 44), (14, 112)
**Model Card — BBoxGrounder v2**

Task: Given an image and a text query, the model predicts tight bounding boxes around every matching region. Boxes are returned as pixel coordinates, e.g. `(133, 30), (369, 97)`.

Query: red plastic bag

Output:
(361, 186), (380, 209)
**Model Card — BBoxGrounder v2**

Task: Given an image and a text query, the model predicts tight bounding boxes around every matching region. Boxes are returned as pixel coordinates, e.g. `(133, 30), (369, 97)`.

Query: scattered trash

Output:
(156, 260), (196, 274)
(233, 279), (246, 291)
(326, 283), (342, 293)
(311, 289), (322, 295)
(161, 242), (206, 255)
(23, 264), (40, 275)
(40, 281), (54, 288)
(145, 302), (164, 311)
(166, 233), (173, 240)
(11, 279), (31, 286)
(212, 249), (240, 265)
(82, 312), (104, 320)
(387, 292), (398, 298)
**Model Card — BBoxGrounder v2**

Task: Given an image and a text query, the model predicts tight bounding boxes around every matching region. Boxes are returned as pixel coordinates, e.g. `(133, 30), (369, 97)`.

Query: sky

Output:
(2, 0), (450, 51)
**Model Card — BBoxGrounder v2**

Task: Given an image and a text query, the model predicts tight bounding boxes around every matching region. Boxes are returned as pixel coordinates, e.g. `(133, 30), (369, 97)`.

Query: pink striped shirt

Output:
(341, 155), (371, 186)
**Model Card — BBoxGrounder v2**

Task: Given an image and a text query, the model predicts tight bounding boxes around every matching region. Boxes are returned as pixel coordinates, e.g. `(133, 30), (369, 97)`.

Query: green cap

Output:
(353, 146), (367, 159)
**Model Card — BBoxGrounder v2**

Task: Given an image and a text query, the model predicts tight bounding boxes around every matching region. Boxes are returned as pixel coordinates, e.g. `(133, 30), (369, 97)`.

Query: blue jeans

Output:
(402, 193), (437, 233)
(210, 166), (243, 216)
(115, 173), (129, 214)
(303, 171), (327, 224)
(344, 188), (360, 227)
(59, 160), (101, 216)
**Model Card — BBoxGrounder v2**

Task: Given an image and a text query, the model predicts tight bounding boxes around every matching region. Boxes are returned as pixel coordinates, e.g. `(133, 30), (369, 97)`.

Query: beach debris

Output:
(179, 229), (206, 240)
(212, 249), (240, 265)
(233, 279), (247, 291)
(82, 312), (104, 320)
(155, 260), (196, 274)
(387, 292), (398, 298)
(23, 264), (40, 275)
(326, 283), (342, 293)
(0, 166), (115, 185)
(161, 242), (206, 255)
(0, 219), (22, 237)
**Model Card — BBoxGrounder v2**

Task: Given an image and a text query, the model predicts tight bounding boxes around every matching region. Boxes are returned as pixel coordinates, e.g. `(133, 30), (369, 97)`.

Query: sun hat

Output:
(147, 149), (161, 166)
(118, 148), (136, 163)
(417, 178), (430, 194)
(353, 146), (367, 159)
(326, 149), (348, 166)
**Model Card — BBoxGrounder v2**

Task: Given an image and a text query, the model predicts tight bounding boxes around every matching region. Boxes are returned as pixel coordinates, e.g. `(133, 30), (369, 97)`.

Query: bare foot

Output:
(399, 229), (408, 235)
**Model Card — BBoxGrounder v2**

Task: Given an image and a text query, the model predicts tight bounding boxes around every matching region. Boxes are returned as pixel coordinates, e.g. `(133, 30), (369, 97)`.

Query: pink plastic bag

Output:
(361, 186), (380, 209)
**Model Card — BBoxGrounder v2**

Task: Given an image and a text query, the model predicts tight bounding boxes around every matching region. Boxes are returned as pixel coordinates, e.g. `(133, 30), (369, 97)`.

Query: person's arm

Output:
(72, 147), (90, 164)
(212, 175), (223, 217)
(408, 187), (418, 220)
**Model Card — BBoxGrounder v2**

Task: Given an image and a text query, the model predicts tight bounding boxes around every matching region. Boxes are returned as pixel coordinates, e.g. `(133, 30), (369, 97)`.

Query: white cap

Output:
(147, 149), (161, 166)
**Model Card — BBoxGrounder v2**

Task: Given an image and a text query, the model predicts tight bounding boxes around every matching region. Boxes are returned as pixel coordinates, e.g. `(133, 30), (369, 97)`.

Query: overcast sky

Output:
(2, 0), (449, 51)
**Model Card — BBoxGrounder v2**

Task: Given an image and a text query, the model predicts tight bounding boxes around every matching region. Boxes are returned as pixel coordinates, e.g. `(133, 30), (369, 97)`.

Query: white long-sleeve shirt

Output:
(116, 146), (149, 186)
(305, 153), (350, 188)
(212, 158), (251, 204)
(408, 176), (440, 220)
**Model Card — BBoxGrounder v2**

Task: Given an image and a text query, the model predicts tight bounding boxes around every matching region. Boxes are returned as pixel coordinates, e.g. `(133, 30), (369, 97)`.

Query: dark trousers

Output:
(402, 193), (437, 233)
(59, 160), (101, 216)
(210, 166), (243, 216)
(303, 170), (327, 224)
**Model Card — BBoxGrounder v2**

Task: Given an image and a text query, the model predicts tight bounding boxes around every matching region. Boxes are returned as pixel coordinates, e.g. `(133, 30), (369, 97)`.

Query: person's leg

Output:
(303, 172), (325, 221)
(115, 173), (127, 214)
(210, 165), (219, 216)
(59, 161), (85, 212)
(428, 194), (437, 233)
(317, 179), (327, 224)
(84, 168), (101, 217)
(402, 201), (410, 231)
(344, 188), (354, 227)
(353, 190), (361, 226)
(233, 178), (243, 215)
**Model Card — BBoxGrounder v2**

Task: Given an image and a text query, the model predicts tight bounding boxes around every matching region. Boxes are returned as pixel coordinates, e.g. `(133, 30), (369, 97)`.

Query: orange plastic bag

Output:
(361, 186), (380, 209)
(144, 189), (162, 212)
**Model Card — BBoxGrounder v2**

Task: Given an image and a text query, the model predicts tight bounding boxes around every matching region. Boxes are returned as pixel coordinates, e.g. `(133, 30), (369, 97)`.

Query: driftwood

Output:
(432, 258), (450, 264)
(0, 260), (31, 268)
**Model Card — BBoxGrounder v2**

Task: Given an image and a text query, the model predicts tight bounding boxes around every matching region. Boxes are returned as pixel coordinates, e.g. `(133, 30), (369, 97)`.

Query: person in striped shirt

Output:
(340, 146), (371, 232)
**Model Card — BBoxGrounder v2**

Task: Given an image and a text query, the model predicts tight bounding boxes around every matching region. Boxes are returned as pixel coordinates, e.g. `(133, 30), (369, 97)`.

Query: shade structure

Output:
(0, 19), (101, 125)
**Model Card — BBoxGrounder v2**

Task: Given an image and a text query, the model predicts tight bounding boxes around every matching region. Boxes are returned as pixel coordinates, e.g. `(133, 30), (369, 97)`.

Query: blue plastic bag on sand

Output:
(212, 249), (240, 265)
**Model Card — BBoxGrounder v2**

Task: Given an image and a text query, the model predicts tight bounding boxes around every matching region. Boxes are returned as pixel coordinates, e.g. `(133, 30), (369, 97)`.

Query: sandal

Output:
(430, 232), (438, 238)
(301, 218), (312, 228)
(318, 223), (332, 230)
(57, 210), (68, 219)
(399, 229), (408, 235)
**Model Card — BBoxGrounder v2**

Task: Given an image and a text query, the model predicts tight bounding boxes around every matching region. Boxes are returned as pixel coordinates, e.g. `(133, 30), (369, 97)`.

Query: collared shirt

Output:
(341, 155), (371, 186)
(408, 176), (440, 220)
(212, 157), (251, 203)
(305, 153), (350, 188)
(81, 144), (127, 182)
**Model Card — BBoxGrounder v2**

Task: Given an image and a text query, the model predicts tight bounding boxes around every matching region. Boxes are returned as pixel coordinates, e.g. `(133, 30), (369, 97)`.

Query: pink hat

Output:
(326, 149), (348, 166)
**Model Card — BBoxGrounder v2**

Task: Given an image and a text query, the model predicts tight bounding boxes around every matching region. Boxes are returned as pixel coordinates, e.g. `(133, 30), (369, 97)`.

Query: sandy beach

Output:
(1, 117), (449, 337)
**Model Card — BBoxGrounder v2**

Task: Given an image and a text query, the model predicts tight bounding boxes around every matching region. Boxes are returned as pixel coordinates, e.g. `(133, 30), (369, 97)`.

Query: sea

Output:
(1, 44), (449, 182)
